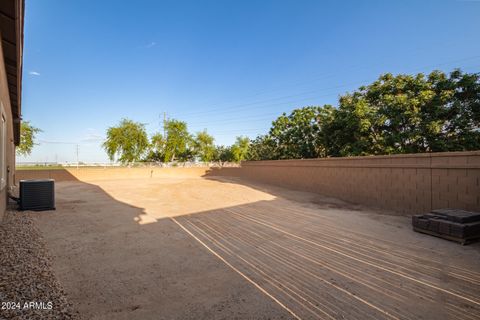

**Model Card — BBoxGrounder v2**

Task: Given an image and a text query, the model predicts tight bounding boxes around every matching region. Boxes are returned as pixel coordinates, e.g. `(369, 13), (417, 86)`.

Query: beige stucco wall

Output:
(0, 32), (17, 221)
(208, 151), (480, 214)
(15, 167), (212, 182)
(16, 152), (480, 215)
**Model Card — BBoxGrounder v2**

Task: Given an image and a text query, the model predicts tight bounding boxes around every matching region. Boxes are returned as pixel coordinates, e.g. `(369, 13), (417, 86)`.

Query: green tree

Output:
(17, 121), (41, 156)
(144, 133), (165, 161)
(324, 92), (385, 156)
(436, 70), (480, 151)
(103, 118), (149, 163)
(269, 105), (334, 159)
(247, 135), (278, 160)
(212, 145), (234, 163)
(193, 130), (215, 162)
(230, 136), (250, 162)
(365, 72), (440, 154)
(326, 70), (480, 156)
(164, 119), (191, 162)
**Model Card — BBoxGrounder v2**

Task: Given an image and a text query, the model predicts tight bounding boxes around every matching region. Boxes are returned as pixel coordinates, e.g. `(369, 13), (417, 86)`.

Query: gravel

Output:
(0, 210), (80, 320)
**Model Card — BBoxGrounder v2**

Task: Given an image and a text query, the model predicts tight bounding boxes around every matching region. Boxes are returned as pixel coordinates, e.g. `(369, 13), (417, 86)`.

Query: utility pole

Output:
(76, 144), (79, 169)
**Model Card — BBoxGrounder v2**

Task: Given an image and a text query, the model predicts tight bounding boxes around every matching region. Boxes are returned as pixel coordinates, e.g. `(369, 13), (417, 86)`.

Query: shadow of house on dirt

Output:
(22, 172), (480, 320)
(27, 177), (293, 320)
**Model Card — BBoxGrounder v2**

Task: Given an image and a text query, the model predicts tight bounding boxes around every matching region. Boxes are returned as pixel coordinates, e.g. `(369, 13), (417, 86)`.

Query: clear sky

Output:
(19, 0), (480, 163)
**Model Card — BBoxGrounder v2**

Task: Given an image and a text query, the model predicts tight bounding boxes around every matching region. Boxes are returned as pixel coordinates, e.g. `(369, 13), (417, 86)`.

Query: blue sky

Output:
(19, 0), (480, 163)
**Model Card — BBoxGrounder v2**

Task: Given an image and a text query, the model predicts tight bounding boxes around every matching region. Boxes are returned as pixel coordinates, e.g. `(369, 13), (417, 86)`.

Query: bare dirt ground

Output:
(28, 175), (480, 320)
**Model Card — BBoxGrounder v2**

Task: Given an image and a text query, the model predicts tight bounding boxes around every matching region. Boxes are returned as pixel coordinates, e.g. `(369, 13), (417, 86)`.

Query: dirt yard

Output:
(27, 174), (480, 320)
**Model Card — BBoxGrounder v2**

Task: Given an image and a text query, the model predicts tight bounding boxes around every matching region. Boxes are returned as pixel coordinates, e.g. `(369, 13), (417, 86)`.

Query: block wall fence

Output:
(15, 167), (211, 182)
(15, 151), (480, 215)
(208, 151), (480, 214)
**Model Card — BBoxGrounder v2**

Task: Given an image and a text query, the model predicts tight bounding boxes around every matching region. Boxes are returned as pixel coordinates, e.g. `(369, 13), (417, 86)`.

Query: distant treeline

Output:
(103, 118), (249, 164)
(102, 69), (480, 164)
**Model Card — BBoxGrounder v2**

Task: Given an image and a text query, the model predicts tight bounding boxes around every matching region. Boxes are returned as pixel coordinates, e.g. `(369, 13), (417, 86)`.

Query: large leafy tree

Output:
(163, 119), (191, 162)
(249, 69), (479, 159)
(103, 69), (479, 163)
(230, 136), (250, 162)
(268, 105), (334, 159)
(364, 72), (444, 154)
(247, 135), (278, 160)
(144, 133), (165, 161)
(193, 130), (215, 162)
(212, 145), (234, 163)
(324, 91), (386, 156)
(438, 70), (480, 151)
(103, 119), (149, 163)
(17, 121), (41, 156)
(326, 70), (480, 156)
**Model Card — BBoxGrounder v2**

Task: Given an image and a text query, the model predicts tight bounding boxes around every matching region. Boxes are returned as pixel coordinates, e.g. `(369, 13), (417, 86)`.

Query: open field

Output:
(21, 169), (480, 320)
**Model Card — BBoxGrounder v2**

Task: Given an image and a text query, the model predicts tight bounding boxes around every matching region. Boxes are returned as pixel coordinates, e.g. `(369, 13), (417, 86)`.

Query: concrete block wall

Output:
(15, 167), (211, 182)
(15, 152), (480, 215)
(209, 151), (480, 214)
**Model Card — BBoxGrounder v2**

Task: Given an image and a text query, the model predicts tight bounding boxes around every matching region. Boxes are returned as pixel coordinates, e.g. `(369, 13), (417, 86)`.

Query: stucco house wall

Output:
(0, 0), (23, 220)
(0, 35), (16, 219)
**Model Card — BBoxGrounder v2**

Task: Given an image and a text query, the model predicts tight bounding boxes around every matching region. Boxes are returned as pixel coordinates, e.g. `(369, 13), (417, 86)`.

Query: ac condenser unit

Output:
(19, 179), (55, 211)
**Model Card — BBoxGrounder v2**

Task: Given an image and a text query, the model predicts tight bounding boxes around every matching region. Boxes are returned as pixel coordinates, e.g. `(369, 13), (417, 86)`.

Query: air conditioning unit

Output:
(19, 179), (55, 211)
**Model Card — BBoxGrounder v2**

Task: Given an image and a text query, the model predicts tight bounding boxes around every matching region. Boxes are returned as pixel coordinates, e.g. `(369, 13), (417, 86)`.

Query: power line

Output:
(172, 55), (480, 119)
(187, 112), (284, 127)
(166, 56), (480, 136)
(38, 140), (78, 145)
(181, 57), (480, 139)
(172, 38), (480, 116)
(175, 70), (350, 114)
(209, 127), (270, 134)
(173, 83), (353, 117)
(177, 90), (343, 123)
(36, 56), (480, 149)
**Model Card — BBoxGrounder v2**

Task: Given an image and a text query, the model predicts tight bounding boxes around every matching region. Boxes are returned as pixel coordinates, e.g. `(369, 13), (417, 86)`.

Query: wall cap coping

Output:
(242, 151), (480, 165)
